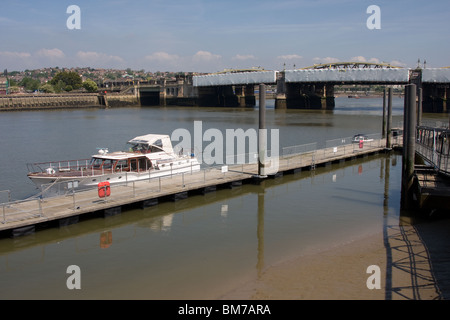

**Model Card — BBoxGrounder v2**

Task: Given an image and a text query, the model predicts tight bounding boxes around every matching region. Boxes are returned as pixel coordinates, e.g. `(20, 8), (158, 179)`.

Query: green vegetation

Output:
(50, 71), (82, 91)
(82, 79), (98, 93)
(39, 83), (55, 93)
(19, 77), (41, 91)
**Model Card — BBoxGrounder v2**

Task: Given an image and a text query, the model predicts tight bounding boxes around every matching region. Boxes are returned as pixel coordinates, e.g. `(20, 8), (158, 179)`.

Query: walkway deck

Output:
(1, 137), (392, 236)
(414, 126), (450, 211)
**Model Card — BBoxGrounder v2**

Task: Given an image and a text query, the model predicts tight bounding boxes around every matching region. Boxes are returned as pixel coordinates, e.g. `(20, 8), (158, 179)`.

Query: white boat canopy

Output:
(127, 134), (174, 154)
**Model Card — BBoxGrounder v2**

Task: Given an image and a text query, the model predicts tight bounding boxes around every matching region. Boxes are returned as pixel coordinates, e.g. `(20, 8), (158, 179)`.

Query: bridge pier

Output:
(235, 85), (256, 107)
(244, 85), (256, 107)
(197, 86), (239, 107)
(401, 84), (417, 211)
(282, 82), (334, 110)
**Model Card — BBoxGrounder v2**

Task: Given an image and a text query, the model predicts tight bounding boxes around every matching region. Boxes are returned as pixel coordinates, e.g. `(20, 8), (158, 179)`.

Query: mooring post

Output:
(382, 88), (386, 139)
(401, 84), (417, 210)
(258, 83), (267, 178)
(417, 87), (422, 127)
(386, 87), (393, 149)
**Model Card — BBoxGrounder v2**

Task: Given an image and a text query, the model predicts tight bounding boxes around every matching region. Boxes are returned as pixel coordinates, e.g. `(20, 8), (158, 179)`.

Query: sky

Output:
(1, 0), (449, 73)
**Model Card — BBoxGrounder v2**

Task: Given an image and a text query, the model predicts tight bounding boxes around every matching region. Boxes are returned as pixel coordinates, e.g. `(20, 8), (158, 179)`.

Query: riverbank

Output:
(221, 217), (448, 300)
(0, 93), (138, 111)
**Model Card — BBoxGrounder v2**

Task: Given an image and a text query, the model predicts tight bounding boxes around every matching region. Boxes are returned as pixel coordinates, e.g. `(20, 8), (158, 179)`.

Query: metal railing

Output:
(416, 126), (450, 174)
(1, 132), (397, 225)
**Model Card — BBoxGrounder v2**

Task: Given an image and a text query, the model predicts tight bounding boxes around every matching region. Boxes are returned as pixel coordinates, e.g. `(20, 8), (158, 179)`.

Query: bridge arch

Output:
(301, 62), (403, 70)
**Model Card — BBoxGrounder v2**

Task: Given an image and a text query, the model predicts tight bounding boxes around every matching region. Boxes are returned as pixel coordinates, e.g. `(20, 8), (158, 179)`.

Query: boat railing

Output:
(3, 132), (403, 225)
(27, 159), (92, 174)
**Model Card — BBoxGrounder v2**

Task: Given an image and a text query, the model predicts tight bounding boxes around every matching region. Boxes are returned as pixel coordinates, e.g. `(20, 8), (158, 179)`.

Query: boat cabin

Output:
(90, 154), (152, 173)
(127, 134), (174, 155)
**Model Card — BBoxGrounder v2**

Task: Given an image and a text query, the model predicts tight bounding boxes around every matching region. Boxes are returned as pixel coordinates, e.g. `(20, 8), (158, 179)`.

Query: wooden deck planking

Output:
(1, 139), (387, 233)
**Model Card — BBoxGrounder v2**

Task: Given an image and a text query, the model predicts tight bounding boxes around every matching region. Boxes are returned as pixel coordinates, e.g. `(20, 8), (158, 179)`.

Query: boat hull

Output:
(28, 161), (201, 193)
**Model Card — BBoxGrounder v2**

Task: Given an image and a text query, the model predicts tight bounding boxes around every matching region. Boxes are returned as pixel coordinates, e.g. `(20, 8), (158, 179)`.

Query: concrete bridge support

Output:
(282, 82), (335, 110)
(244, 85), (256, 107)
(422, 83), (449, 113)
(197, 86), (239, 107)
(235, 85), (255, 107)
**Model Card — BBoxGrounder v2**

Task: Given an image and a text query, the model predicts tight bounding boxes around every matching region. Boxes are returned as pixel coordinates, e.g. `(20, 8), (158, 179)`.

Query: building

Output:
(0, 77), (7, 94)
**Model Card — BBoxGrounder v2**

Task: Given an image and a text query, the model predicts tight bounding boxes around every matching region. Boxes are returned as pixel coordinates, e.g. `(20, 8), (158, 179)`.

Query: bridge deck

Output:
(1, 138), (390, 235)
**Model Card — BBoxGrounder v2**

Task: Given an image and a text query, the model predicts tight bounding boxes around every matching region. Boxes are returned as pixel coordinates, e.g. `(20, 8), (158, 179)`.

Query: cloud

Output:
(145, 52), (180, 62)
(390, 60), (407, 67)
(0, 51), (32, 59)
(277, 54), (302, 60)
(37, 48), (65, 59)
(76, 51), (125, 68)
(0, 51), (33, 70)
(350, 56), (380, 64)
(192, 51), (221, 62)
(232, 54), (256, 61)
(312, 57), (340, 64)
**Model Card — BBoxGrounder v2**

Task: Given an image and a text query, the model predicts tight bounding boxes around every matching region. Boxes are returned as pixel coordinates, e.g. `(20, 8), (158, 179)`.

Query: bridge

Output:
(192, 63), (450, 110)
(414, 126), (450, 211)
(192, 68), (277, 107)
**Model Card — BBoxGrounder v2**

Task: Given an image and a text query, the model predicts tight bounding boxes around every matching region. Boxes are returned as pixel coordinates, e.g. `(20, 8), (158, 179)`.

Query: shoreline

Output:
(220, 219), (445, 300)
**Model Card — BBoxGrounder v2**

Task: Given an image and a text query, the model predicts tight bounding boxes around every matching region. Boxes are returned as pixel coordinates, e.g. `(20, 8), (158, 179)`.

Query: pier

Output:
(414, 126), (450, 211)
(1, 135), (393, 237)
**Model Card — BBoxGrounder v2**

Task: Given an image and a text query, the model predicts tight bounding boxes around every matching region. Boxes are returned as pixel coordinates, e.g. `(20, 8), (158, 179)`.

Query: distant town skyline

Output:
(1, 0), (449, 72)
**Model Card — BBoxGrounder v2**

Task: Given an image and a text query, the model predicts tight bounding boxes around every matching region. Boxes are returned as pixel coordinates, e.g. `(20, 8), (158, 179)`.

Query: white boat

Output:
(27, 134), (201, 191)
(352, 134), (374, 143)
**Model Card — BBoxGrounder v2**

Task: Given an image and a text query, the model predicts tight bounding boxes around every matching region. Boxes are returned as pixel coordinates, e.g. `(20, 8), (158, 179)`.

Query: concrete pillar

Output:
(258, 84), (267, 178)
(417, 87), (422, 127)
(382, 88), (386, 139)
(245, 85), (255, 107)
(401, 84), (417, 210)
(386, 87), (393, 149)
(443, 86), (448, 113)
(235, 86), (246, 107)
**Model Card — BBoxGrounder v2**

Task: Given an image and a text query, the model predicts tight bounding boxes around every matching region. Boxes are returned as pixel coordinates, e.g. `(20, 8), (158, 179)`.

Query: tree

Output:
(50, 71), (82, 91)
(52, 80), (66, 93)
(82, 79), (98, 93)
(19, 77), (41, 91)
(39, 83), (55, 93)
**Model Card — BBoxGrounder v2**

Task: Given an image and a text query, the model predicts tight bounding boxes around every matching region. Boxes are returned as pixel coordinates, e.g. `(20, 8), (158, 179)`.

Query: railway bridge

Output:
(192, 63), (450, 111)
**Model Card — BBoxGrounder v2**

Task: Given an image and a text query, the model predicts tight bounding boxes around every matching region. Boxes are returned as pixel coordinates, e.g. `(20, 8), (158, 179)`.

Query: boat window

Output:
(115, 159), (128, 171)
(103, 159), (113, 169)
(90, 158), (103, 168)
(149, 145), (164, 153)
(128, 143), (152, 154)
(130, 159), (138, 171)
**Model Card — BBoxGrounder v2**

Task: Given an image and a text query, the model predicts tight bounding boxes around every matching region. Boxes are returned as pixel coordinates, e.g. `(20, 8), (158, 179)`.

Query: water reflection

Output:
(257, 181), (265, 278)
(0, 148), (447, 299)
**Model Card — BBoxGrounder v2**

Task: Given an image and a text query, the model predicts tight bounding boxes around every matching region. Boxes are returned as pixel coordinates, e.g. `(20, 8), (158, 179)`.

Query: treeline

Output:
(8, 71), (98, 93)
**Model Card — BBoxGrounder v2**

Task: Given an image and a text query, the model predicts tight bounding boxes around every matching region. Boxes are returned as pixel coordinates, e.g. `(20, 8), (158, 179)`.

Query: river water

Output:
(0, 97), (447, 299)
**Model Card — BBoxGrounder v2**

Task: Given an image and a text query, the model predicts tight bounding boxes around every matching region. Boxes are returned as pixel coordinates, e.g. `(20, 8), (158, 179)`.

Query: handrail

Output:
(3, 133), (395, 225)
(416, 126), (450, 174)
